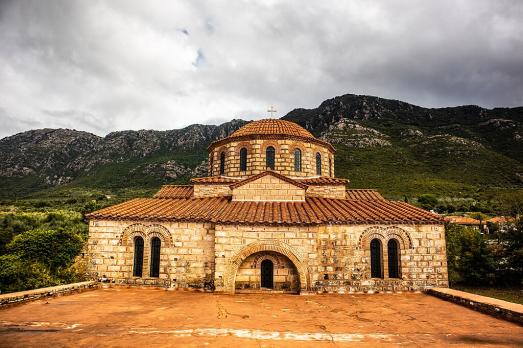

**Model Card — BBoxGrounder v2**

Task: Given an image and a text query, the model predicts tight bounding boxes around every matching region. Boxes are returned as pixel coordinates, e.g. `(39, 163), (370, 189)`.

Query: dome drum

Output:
(208, 119), (335, 178)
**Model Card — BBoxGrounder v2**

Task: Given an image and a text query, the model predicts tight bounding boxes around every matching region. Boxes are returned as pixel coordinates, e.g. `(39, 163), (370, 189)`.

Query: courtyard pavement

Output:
(0, 287), (522, 347)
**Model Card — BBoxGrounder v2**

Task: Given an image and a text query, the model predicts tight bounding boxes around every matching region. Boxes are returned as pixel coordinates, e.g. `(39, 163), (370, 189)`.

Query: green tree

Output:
(0, 254), (56, 293)
(417, 194), (438, 210)
(7, 228), (85, 272)
(492, 218), (523, 285)
(445, 223), (496, 285)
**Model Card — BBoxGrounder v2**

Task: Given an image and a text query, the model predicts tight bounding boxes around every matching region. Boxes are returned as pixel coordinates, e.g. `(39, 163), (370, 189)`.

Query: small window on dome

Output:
(220, 152), (225, 175)
(316, 152), (322, 175)
(240, 148), (247, 171)
(294, 149), (302, 172)
(266, 146), (275, 170)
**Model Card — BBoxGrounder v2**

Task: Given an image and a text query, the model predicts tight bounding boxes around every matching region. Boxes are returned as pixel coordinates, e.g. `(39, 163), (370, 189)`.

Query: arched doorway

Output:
(234, 251), (300, 293)
(260, 259), (274, 288)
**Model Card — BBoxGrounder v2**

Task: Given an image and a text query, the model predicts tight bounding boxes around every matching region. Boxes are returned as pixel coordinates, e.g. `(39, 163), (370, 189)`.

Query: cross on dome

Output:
(267, 105), (277, 117)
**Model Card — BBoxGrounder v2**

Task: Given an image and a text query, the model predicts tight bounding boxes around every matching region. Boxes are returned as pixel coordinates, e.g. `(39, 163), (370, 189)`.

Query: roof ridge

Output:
(229, 171), (308, 189)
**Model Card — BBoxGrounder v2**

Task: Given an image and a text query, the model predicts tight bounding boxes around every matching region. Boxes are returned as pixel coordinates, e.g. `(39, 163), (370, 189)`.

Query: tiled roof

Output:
(297, 177), (349, 186)
(87, 196), (443, 225)
(208, 119), (336, 153)
(346, 189), (384, 201)
(229, 119), (314, 139)
(191, 176), (241, 184)
(154, 185), (193, 199)
(487, 216), (515, 224)
(444, 216), (482, 225)
(230, 171), (308, 189)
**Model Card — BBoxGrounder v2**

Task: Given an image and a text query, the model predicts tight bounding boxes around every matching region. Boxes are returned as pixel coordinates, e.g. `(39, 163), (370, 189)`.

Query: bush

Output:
(7, 228), (85, 272)
(417, 194), (438, 210)
(0, 254), (56, 293)
(491, 218), (523, 285)
(445, 223), (496, 285)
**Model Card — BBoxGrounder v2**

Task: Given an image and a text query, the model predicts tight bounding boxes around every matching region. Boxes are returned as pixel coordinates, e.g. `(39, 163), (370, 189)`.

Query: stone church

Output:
(87, 119), (448, 293)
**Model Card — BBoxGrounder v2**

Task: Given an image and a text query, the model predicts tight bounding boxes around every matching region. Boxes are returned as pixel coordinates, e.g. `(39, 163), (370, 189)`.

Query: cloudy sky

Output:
(1, 0), (522, 138)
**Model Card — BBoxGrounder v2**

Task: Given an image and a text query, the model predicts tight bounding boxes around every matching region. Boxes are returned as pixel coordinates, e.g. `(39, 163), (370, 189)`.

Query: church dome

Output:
(228, 119), (314, 139)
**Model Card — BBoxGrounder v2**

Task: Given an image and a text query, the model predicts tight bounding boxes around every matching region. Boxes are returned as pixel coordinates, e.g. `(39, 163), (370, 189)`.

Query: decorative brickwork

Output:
(221, 239), (309, 294)
(231, 173), (306, 202)
(306, 185), (346, 199)
(209, 138), (334, 178)
(193, 184), (232, 197)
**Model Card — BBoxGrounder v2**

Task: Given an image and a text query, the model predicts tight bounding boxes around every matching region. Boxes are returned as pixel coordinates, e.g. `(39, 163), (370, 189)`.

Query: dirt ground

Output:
(0, 287), (522, 347)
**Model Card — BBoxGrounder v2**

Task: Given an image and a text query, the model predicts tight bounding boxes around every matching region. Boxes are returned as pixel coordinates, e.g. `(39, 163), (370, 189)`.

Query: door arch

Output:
(223, 241), (308, 294)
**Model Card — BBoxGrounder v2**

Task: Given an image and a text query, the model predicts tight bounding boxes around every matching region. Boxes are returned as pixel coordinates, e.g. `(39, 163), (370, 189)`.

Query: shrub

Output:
(0, 254), (56, 293)
(445, 223), (496, 285)
(491, 218), (523, 285)
(417, 194), (438, 210)
(7, 228), (85, 272)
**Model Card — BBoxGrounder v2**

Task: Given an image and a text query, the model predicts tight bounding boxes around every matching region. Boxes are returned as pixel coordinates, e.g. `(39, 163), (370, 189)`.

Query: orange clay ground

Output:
(0, 287), (522, 347)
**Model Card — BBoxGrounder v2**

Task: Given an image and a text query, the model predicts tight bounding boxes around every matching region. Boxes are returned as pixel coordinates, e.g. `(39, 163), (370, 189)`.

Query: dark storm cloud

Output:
(0, 0), (522, 138)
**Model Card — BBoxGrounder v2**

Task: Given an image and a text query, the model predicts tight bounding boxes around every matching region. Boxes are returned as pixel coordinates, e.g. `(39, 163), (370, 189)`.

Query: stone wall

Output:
(87, 219), (448, 293)
(213, 223), (448, 294)
(209, 138), (335, 178)
(0, 281), (98, 308)
(231, 175), (306, 201)
(306, 185), (346, 199)
(87, 220), (215, 289)
(193, 184), (231, 197)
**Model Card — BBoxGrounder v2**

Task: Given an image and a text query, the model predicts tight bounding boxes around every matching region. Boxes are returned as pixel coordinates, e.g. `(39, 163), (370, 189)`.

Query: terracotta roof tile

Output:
(87, 196), (443, 225)
(297, 177), (349, 185)
(191, 176), (241, 184)
(346, 189), (384, 200)
(208, 119), (336, 153)
(444, 216), (482, 225)
(229, 119), (314, 139)
(487, 216), (515, 224)
(154, 185), (193, 199)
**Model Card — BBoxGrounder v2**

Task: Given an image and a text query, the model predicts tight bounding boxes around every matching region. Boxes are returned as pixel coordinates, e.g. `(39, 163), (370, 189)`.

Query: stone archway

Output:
(223, 240), (309, 294)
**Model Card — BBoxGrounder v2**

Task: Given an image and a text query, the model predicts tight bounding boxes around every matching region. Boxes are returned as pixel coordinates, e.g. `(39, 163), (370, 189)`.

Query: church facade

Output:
(87, 119), (448, 293)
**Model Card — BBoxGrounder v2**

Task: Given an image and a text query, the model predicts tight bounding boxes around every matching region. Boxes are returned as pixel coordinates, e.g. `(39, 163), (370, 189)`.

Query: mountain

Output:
(0, 94), (521, 205)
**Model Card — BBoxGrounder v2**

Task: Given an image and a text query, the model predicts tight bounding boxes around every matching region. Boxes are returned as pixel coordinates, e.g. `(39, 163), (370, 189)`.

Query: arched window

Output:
(388, 239), (400, 278)
(150, 237), (161, 278)
(370, 239), (383, 278)
(266, 146), (275, 170)
(294, 149), (302, 172)
(240, 148), (247, 171)
(329, 158), (332, 177)
(316, 152), (322, 175)
(219, 152), (225, 175)
(209, 154), (214, 176)
(133, 236), (144, 277)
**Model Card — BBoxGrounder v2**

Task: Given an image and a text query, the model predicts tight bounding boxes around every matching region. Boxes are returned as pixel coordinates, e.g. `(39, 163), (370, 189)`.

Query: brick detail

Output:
(306, 185), (346, 199)
(231, 175), (306, 201)
(209, 138), (334, 178)
(222, 240), (309, 294)
(193, 184), (231, 197)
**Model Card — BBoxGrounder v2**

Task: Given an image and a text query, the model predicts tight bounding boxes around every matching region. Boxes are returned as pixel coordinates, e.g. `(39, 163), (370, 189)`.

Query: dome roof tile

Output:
(228, 119), (314, 139)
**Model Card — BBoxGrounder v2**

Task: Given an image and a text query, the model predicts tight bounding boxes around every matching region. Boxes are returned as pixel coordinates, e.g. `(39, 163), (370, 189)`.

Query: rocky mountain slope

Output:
(0, 94), (521, 200)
